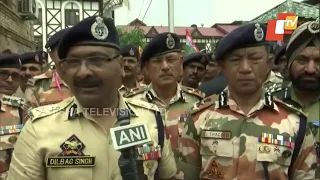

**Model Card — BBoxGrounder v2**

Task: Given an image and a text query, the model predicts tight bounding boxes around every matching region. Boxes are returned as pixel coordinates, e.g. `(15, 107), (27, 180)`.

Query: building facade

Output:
(119, 19), (242, 52)
(0, 0), (36, 52)
(34, 0), (101, 51)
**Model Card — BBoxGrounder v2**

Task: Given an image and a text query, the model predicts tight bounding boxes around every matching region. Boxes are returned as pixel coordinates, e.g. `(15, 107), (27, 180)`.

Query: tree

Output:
(117, 27), (146, 47)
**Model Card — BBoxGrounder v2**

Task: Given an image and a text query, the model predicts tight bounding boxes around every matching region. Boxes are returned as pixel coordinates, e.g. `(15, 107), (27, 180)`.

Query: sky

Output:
(114, 0), (304, 27)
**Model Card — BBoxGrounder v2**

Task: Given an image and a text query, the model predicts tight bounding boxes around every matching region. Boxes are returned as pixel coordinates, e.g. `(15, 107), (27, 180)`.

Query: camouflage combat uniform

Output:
(124, 83), (204, 177)
(178, 90), (317, 180)
(24, 70), (72, 107)
(0, 94), (27, 179)
(272, 83), (320, 178)
(264, 70), (283, 90)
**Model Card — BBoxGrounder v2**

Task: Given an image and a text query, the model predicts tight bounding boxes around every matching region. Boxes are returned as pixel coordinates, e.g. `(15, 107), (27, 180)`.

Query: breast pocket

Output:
(47, 166), (93, 180)
(256, 143), (293, 172)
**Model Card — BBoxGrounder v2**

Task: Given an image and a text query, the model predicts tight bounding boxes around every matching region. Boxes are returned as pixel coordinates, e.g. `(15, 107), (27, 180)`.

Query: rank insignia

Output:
(207, 160), (223, 178)
(258, 133), (294, 148)
(135, 142), (161, 160)
(46, 134), (96, 167)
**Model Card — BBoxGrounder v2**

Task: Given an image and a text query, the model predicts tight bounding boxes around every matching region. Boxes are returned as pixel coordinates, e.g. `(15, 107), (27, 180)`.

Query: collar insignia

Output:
(166, 34), (175, 49)
(254, 23), (264, 42)
(45, 134), (96, 167)
(68, 104), (78, 120)
(91, 16), (109, 40)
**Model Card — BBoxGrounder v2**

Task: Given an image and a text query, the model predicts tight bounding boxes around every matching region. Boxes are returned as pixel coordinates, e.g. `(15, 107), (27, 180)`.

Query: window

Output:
(65, 9), (79, 26)
(34, 36), (43, 50)
(34, 8), (42, 25)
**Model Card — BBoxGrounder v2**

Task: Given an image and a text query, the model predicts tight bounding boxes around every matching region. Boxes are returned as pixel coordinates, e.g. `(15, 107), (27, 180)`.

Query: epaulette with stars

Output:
(180, 85), (205, 99)
(273, 98), (306, 117)
(2, 95), (27, 109)
(123, 86), (147, 98)
(29, 97), (74, 122)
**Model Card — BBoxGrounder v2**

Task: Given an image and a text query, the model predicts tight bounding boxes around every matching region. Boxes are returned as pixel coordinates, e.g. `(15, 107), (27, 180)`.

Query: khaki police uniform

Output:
(7, 95), (176, 180)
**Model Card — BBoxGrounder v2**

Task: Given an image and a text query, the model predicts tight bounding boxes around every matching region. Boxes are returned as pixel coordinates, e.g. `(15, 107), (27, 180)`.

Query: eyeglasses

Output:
(59, 55), (120, 71)
(0, 71), (21, 81)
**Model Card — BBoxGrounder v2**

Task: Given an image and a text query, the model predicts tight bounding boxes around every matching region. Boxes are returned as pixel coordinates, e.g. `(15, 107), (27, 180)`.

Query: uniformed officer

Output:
(180, 52), (207, 88)
(7, 16), (176, 180)
(15, 51), (46, 98)
(271, 19), (320, 178)
(123, 32), (204, 179)
(119, 44), (145, 94)
(178, 23), (317, 180)
(0, 52), (28, 179)
(201, 52), (219, 83)
(24, 29), (72, 107)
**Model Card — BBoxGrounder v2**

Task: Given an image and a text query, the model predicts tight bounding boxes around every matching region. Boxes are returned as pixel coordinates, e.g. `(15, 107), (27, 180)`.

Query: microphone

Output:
(110, 109), (152, 180)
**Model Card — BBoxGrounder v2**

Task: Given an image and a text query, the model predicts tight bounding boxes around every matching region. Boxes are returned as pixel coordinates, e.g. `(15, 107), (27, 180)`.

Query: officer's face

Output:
(183, 62), (205, 87)
(59, 46), (122, 107)
(0, 68), (21, 95)
(290, 46), (320, 91)
(221, 46), (271, 95)
(147, 52), (182, 86)
(122, 57), (138, 77)
(20, 63), (42, 81)
(204, 61), (219, 81)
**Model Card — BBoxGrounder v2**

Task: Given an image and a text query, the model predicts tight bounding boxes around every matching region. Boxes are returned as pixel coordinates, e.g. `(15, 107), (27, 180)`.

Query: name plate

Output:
(201, 130), (231, 139)
(46, 156), (96, 167)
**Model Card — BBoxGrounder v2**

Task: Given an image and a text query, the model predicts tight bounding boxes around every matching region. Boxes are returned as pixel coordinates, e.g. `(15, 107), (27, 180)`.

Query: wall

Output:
(0, 0), (36, 53)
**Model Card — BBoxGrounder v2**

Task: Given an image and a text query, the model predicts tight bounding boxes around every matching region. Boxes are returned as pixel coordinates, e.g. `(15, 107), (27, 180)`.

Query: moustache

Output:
(296, 74), (320, 82)
(74, 78), (102, 88)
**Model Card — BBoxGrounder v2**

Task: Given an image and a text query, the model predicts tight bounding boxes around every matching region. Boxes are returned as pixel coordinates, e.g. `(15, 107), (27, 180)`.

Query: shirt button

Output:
(8, 136), (18, 144)
(109, 139), (113, 145)
(282, 150), (292, 158)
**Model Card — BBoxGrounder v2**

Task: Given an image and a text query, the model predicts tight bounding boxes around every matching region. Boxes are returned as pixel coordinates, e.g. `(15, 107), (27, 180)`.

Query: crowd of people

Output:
(0, 15), (319, 180)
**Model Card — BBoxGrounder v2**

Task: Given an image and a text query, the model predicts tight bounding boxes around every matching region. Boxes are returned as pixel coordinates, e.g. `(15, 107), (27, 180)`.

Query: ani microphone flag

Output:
(184, 29), (199, 56)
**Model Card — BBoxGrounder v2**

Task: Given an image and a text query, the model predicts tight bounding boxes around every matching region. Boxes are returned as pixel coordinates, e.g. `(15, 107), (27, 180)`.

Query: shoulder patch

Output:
(2, 95), (27, 109)
(125, 98), (159, 112)
(191, 94), (217, 114)
(29, 97), (74, 122)
(274, 98), (306, 117)
(180, 85), (205, 99)
(123, 86), (147, 98)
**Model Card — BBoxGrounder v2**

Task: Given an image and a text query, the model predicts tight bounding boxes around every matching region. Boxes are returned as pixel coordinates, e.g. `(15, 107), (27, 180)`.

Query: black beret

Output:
(120, 44), (140, 60)
(45, 28), (69, 50)
(0, 53), (21, 69)
(183, 52), (208, 67)
(215, 23), (267, 61)
(20, 51), (45, 65)
(274, 45), (287, 65)
(58, 16), (120, 60)
(206, 52), (215, 62)
(140, 32), (180, 65)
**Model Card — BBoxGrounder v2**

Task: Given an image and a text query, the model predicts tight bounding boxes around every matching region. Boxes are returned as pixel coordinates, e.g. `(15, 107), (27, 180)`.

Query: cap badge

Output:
(91, 16), (109, 40)
(129, 48), (135, 56)
(200, 57), (206, 64)
(166, 34), (175, 49)
(254, 23), (264, 42)
(35, 54), (39, 62)
(307, 20), (319, 34)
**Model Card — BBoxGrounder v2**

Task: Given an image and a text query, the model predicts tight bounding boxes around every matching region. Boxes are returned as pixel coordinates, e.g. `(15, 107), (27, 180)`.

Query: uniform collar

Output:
(265, 71), (283, 84)
(146, 83), (187, 104)
(66, 94), (137, 121)
(119, 81), (141, 91)
(217, 89), (279, 116)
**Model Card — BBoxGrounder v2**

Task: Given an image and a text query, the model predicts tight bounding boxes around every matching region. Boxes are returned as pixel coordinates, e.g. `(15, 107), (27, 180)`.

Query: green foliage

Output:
(117, 27), (146, 47)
